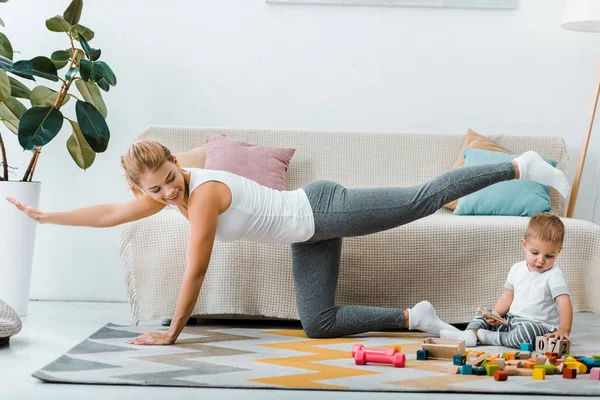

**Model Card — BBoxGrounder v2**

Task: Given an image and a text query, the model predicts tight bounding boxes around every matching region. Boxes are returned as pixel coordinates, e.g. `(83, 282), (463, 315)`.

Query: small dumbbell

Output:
(354, 349), (406, 368)
(351, 344), (401, 357)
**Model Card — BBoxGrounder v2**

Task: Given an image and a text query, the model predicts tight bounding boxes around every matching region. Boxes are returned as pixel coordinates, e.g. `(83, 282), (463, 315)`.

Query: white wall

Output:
(2, 0), (599, 302)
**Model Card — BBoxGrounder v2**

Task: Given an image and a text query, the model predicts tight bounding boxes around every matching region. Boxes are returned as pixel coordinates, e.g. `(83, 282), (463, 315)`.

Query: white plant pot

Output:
(0, 181), (41, 316)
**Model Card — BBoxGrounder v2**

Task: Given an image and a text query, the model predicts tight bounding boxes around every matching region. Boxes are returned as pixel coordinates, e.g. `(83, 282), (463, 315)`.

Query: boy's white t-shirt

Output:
(505, 260), (569, 329)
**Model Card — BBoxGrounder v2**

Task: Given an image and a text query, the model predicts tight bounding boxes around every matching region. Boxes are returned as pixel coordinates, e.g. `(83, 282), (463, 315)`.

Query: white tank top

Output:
(182, 168), (315, 244)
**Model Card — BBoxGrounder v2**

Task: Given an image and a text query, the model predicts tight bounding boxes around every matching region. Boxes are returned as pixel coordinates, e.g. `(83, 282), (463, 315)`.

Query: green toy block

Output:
(534, 364), (556, 375)
(486, 364), (499, 376)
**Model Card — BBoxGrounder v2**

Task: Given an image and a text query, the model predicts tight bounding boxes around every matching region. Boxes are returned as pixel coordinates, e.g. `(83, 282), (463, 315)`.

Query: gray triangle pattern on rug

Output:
(115, 362), (249, 386)
(69, 339), (139, 355)
(39, 354), (120, 372)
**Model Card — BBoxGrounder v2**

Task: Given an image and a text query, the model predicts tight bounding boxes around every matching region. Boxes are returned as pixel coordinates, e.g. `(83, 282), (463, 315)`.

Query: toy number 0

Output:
(537, 338), (545, 351)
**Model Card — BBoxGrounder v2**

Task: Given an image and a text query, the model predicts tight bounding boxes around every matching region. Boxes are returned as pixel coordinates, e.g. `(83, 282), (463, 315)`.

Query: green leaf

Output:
(51, 50), (70, 70)
(30, 86), (69, 107)
(75, 79), (106, 118)
(63, 0), (83, 25)
(95, 61), (116, 86)
(75, 100), (109, 152)
(66, 119), (95, 169)
(9, 77), (31, 99)
(12, 57), (59, 82)
(0, 17), (4, 28)
(90, 48), (101, 61)
(77, 32), (92, 58)
(65, 66), (78, 81)
(96, 78), (109, 92)
(78, 58), (94, 81)
(71, 24), (94, 41)
(0, 69), (10, 101)
(66, 48), (85, 62)
(45, 15), (72, 33)
(10, 71), (36, 81)
(0, 97), (27, 134)
(0, 54), (13, 71)
(0, 33), (13, 60)
(18, 106), (64, 150)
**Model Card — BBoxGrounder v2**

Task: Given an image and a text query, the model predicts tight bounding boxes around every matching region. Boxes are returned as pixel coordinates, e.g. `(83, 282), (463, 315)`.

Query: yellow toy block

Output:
(532, 368), (546, 380)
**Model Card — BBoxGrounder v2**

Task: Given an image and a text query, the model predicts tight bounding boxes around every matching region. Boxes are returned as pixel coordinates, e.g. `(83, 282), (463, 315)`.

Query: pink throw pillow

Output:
(204, 135), (296, 191)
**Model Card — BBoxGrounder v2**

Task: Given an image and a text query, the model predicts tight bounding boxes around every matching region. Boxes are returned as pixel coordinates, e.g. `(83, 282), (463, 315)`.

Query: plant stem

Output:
(0, 132), (8, 180)
(22, 49), (81, 182)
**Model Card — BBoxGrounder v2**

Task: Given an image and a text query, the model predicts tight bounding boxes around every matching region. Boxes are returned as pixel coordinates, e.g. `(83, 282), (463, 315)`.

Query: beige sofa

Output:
(119, 126), (600, 325)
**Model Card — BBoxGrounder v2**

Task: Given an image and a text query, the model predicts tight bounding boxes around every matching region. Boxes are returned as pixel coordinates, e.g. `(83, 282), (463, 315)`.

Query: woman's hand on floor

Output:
(126, 332), (174, 346)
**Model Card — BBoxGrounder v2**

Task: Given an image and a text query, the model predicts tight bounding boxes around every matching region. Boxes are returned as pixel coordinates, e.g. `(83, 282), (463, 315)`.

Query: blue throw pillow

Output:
(453, 148), (557, 216)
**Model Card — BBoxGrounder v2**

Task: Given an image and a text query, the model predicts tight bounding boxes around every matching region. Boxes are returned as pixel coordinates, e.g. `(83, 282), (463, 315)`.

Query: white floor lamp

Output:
(561, 0), (600, 218)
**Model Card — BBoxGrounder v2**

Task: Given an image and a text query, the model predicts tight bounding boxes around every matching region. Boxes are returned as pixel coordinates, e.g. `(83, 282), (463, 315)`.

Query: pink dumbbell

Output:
(351, 344), (402, 357)
(354, 349), (406, 368)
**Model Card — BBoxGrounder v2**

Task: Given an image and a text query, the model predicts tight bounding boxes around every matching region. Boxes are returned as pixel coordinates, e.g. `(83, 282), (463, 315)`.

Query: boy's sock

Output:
(513, 151), (571, 198)
(408, 301), (460, 335)
(477, 329), (501, 346)
(440, 329), (477, 347)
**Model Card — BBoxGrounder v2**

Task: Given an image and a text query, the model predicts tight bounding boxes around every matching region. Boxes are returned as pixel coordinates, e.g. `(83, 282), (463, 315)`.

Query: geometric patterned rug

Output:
(33, 323), (600, 395)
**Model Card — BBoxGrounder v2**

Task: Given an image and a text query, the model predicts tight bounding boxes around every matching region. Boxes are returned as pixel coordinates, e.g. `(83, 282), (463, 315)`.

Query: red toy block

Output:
(355, 349), (406, 368)
(563, 368), (577, 379)
(494, 370), (509, 381)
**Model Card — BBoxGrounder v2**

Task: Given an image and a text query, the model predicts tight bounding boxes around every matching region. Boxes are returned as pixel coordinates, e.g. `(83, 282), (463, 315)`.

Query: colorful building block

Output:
(453, 355), (466, 366)
(416, 349), (428, 360)
(447, 365), (460, 374)
(505, 366), (518, 376)
(532, 368), (546, 380)
(563, 367), (577, 379)
(590, 368), (600, 380)
(505, 352), (516, 361)
(486, 364), (499, 376)
(534, 364), (556, 375)
(494, 370), (509, 381)
(461, 364), (472, 375)
(473, 367), (487, 376)
(521, 343), (533, 352)
(494, 359), (506, 370)
(517, 368), (533, 376)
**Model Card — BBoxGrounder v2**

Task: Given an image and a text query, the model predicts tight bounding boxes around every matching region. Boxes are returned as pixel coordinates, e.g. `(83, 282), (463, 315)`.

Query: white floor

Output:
(1, 301), (597, 400)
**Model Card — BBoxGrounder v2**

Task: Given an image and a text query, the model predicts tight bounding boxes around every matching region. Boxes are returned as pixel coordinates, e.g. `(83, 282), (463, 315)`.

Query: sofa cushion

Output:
(444, 129), (511, 210)
(454, 148), (556, 216)
(174, 145), (207, 169)
(0, 299), (22, 346)
(204, 135), (295, 191)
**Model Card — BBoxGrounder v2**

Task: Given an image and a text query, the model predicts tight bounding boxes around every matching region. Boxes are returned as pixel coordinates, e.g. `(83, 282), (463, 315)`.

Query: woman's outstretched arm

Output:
(127, 183), (222, 346)
(5, 194), (166, 227)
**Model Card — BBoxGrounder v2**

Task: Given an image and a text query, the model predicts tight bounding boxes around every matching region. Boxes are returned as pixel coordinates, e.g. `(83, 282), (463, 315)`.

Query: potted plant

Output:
(0, 0), (116, 316)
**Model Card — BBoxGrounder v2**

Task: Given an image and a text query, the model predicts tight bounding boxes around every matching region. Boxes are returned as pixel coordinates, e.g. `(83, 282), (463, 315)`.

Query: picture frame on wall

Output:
(265, 0), (517, 9)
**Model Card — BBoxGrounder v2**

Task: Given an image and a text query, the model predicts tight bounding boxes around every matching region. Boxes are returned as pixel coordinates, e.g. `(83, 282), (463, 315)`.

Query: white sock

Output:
(477, 329), (501, 346)
(513, 151), (571, 198)
(407, 301), (460, 336)
(440, 329), (477, 347)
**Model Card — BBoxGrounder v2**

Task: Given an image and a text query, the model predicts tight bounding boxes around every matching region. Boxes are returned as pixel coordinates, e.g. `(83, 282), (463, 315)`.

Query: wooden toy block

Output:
(486, 365), (499, 376)
(477, 307), (508, 325)
(517, 368), (533, 376)
(468, 353), (488, 367)
(447, 365), (460, 374)
(545, 352), (559, 358)
(546, 338), (560, 354)
(460, 364), (472, 375)
(467, 353), (479, 363)
(473, 367), (487, 376)
(556, 363), (565, 374)
(416, 349), (428, 360)
(563, 367), (577, 379)
(505, 366), (518, 375)
(494, 359), (505, 370)
(534, 364), (556, 375)
(453, 355), (466, 366)
(590, 368), (600, 380)
(520, 343), (533, 352)
(535, 336), (548, 353)
(535, 356), (547, 365)
(480, 360), (489, 367)
(532, 368), (546, 380)
(505, 352), (516, 361)
(519, 351), (531, 359)
(489, 355), (497, 363)
(569, 362), (587, 374)
(546, 357), (557, 365)
(506, 360), (522, 368)
(422, 338), (465, 360)
(559, 340), (571, 356)
(524, 361), (536, 369)
(494, 370), (508, 381)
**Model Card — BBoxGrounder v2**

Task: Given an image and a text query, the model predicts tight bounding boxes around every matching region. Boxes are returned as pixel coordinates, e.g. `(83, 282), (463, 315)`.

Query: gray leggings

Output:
(467, 314), (555, 349)
(291, 162), (516, 338)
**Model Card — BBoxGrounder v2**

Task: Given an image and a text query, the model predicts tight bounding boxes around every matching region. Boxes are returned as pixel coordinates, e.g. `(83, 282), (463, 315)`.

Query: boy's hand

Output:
(485, 318), (502, 326)
(545, 329), (571, 342)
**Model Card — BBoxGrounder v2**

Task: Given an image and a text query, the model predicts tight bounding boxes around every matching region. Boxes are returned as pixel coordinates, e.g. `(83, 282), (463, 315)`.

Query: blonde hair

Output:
(120, 140), (174, 196)
(524, 213), (565, 246)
